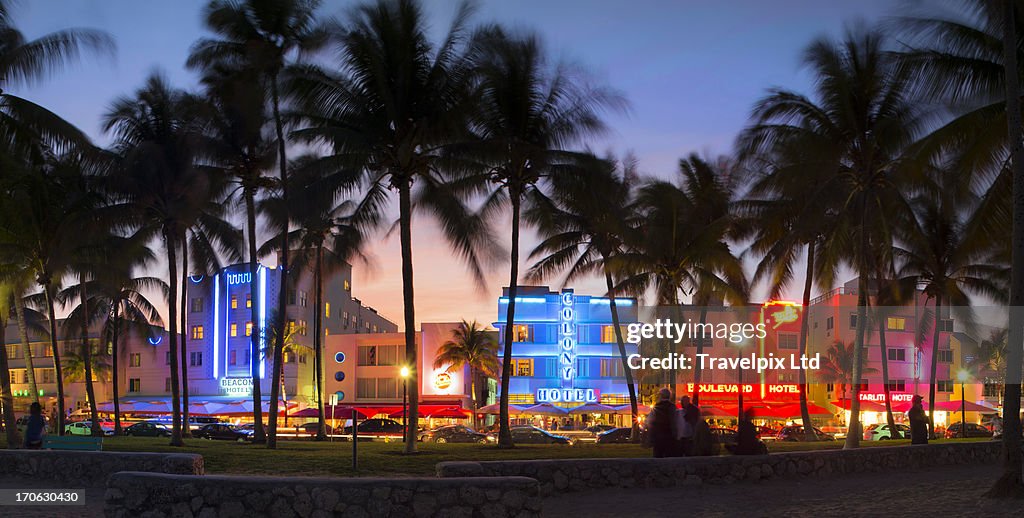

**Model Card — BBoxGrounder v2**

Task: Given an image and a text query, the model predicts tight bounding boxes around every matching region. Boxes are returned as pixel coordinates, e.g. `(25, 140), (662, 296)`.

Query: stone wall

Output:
(437, 441), (1001, 496)
(0, 450), (204, 487)
(105, 472), (542, 518)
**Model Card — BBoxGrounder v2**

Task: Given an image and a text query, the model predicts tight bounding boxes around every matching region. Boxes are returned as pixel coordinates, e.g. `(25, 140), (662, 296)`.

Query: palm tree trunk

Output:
(990, 0), (1024, 497)
(844, 273), (869, 449)
(314, 244), (327, 441)
(43, 282), (66, 435)
(14, 294), (38, 404)
(246, 190), (265, 444)
(267, 72), (289, 450)
(498, 192), (522, 449)
(0, 313), (20, 447)
(165, 229), (184, 446)
(179, 232), (191, 437)
(798, 241), (816, 440)
(692, 305), (709, 405)
(879, 316), (897, 437)
(927, 295), (942, 440)
(111, 307), (123, 435)
(606, 271), (640, 442)
(79, 274), (100, 437)
(470, 370), (477, 429)
(398, 178), (419, 453)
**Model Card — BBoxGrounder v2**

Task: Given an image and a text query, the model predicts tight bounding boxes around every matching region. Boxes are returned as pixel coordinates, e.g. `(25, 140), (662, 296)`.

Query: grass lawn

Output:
(0, 434), (995, 478)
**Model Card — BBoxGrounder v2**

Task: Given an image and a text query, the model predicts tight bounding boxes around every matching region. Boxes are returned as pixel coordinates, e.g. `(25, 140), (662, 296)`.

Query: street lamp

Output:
(400, 366), (411, 442)
(957, 369), (969, 439)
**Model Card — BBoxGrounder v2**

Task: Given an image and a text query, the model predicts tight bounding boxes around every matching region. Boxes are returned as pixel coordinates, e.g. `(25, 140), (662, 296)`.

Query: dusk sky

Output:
(13, 0), (909, 330)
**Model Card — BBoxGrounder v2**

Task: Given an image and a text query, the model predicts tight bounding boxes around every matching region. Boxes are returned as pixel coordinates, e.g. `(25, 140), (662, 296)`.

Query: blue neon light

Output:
(189, 275), (204, 284)
(589, 299), (634, 306)
(224, 275), (231, 377)
(148, 336), (163, 346)
(213, 274), (220, 379)
(258, 265), (267, 378)
(498, 297), (548, 303)
(335, 352), (346, 363)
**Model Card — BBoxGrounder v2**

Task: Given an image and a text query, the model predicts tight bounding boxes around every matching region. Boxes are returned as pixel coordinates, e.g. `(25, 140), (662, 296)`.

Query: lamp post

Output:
(957, 369), (969, 439)
(400, 366), (410, 442)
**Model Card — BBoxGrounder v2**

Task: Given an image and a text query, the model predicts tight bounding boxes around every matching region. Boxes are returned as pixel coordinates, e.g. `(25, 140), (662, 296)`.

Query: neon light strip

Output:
(225, 277), (231, 378)
(589, 299), (634, 306)
(189, 275), (204, 284)
(259, 265), (267, 378)
(498, 297), (548, 303)
(213, 274), (220, 379)
(148, 336), (163, 346)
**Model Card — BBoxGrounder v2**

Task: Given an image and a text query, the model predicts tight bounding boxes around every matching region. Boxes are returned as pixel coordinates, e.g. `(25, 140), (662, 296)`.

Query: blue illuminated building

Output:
(495, 286), (638, 406)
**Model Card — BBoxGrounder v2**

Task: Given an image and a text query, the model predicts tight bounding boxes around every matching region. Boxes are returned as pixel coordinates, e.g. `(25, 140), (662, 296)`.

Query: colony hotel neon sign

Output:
(535, 290), (598, 403)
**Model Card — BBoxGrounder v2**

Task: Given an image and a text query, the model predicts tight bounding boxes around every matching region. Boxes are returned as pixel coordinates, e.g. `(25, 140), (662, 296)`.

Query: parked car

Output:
(418, 425), (491, 443)
(863, 423), (911, 441)
(64, 421), (114, 436)
(775, 425), (834, 442)
(193, 423), (254, 441)
(342, 418), (404, 436)
(709, 427), (769, 455)
(583, 424), (615, 436)
(944, 422), (994, 439)
(124, 421), (172, 437)
(510, 426), (574, 445)
(595, 427), (635, 444)
(295, 422), (336, 436)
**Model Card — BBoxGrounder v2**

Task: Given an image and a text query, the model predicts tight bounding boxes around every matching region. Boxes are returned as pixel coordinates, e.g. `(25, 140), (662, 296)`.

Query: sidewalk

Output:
(543, 463), (1021, 517)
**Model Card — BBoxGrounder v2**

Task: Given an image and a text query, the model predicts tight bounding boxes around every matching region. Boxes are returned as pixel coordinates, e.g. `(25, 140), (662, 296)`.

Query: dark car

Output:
(342, 418), (404, 436)
(711, 427), (769, 455)
(584, 424), (615, 435)
(595, 427), (645, 444)
(193, 423), (253, 441)
(510, 426), (574, 445)
(295, 422), (336, 436)
(124, 421), (171, 437)
(945, 422), (994, 439)
(775, 425), (835, 442)
(418, 425), (491, 444)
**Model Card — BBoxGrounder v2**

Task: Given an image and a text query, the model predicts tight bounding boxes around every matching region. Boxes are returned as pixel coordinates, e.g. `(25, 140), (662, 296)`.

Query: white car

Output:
(863, 423), (910, 441)
(64, 421), (114, 436)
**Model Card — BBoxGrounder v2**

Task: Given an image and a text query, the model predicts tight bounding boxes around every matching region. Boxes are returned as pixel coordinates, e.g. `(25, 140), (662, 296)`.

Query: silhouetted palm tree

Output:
(0, 283), (20, 445)
(433, 320), (499, 429)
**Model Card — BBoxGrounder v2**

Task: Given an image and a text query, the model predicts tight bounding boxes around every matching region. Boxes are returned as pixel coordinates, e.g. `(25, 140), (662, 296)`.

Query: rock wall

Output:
(0, 450), (204, 487)
(437, 441), (1001, 496)
(105, 472), (542, 518)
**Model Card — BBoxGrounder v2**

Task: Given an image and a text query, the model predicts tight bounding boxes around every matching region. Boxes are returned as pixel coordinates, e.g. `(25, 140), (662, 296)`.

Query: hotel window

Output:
(287, 319), (296, 333)
(937, 349), (953, 363)
(886, 379), (906, 392)
(357, 378), (376, 399)
(130, 353), (141, 367)
(165, 378), (172, 392)
(377, 378), (398, 399)
(299, 291), (308, 307)
(511, 324), (534, 343)
(544, 358), (557, 377)
(40, 368), (55, 384)
(245, 321), (253, 336)
(343, 311), (349, 327)
(777, 333), (798, 350)
(600, 358), (624, 377)
(364, 322), (370, 332)
(229, 350), (237, 365)
(325, 302), (331, 318)
(849, 314), (858, 329)
(129, 378), (141, 393)
(9, 370), (20, 385)
(191, 297), (204, 313)
(576, 358), (590, 377)
(373, 324), (378, 333)
(191, 325), (204, 340)
(288, 290), (297, 305)
(601, 325), (627, 344)
(825, 317), (834, 330)
(886, 317), (906, 331)
(41, 344), (53, 358)
(938, 319), (953, 332)
(5, 345), (17, 359)
(984, 382), (1001, 397)
(511, 358), (534, 377)
(299, 319), (308, 336)
(344, 280), (351, 292)
(230, 323), (238, 337)
(284, 352), (294, 363)
(231, 295), (238, 309)
(190, 351), (202, 367)
(246, 294), (252, 308)
(887, 348), (906, 362)
(937, 380), (954, 392)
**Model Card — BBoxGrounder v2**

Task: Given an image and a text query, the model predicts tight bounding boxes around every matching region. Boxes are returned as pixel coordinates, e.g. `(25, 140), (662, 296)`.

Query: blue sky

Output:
(11, 0), (905, 327)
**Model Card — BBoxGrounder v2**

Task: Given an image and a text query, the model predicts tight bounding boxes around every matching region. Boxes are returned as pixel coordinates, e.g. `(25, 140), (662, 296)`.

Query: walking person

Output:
(644, 388), (678, 458)
(23, 402), (47, 449)
(908, 395), (928, 445)
(675, 395), (698, 455)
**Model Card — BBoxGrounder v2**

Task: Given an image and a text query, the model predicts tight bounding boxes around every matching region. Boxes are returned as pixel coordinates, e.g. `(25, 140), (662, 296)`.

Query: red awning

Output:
(291, 405), (405, 418)
(772, 403), (833, 418)
(389, 405), (469, 419)
(932, 400), (998, 413)
(831, 400), (888, 413)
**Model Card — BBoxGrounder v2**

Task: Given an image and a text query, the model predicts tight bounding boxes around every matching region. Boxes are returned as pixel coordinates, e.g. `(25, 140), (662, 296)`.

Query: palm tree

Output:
(61, 344), (111, 385)
(466, 27), (622, 448)
(970, 329), (1008, 405)
(434, 320), (499, 428)
(286, 0), (499, 453)
(11, 281), (39, 403)
(895, 177), (1008, 439)
(189, 0), (328, 449)
(816, 340), (878, 413)
(195, 62), (276, 444)
(736, 28), (925, 448)
(260, 161), (366, 440)
(0, 283), (21, 446)
(103, 73), (216, 446)
(524, 154), (642, 440)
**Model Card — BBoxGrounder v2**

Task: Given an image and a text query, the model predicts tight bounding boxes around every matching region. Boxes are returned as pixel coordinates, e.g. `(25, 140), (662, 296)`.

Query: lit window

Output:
(325, 302), (331, 317)
(245, 322), (253, 336)
(191, 325), (204, 340)
(344, 280), (351, 292)
(130, 353), (141, 367)
(887, 317), (906, 331)
(511, 325), (533, 343)
(231, 295), (238, 309)
(599, 358), (624, 377)
(230, 323), (238, 337)
(511, 358), (534, 377)
(129, 379), (141, 393)
(246, 294), (252, 308)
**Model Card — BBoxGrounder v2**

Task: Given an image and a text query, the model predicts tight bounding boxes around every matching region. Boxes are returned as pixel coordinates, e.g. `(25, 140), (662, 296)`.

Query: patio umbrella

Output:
(475, 403), (527, 415)
(426, 407), (471, 419)
(523, 403), (569, 416)
(568, 402), (615, 414)
(891, 400), (929, 413)
(612, 404), (650, 415)
(933, 400), (998, 413)
(188, 402), (226, 416)
(133, 401), (172, 414)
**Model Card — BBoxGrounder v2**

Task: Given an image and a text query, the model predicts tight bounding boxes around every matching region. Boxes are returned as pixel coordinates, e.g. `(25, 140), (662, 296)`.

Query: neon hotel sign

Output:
(535, 291), (599, 403)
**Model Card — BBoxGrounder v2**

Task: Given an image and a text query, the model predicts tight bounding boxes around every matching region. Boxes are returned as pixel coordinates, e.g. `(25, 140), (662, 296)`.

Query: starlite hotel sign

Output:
(535, 290), (598, 403)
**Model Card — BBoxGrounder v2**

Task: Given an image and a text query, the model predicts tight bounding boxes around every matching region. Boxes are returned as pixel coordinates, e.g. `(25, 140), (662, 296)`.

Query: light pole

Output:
(400, 366), (410, 442)
(735, 339), (748, 423)
(957, 369), (969, 438)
